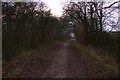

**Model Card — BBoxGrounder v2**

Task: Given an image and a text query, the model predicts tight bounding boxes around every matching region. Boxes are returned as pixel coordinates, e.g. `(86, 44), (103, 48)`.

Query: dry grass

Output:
(74, 41), (119, 78)
(2, 43), (54, 78)
(3, 41), (64, 78)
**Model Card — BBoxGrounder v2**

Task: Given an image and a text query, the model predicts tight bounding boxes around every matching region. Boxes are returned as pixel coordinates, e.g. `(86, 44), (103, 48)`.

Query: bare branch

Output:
(103, 1), (120, 9)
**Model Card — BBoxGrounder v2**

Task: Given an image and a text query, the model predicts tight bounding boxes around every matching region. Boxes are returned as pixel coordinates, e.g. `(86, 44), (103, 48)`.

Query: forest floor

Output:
(2, 41), (119, 78)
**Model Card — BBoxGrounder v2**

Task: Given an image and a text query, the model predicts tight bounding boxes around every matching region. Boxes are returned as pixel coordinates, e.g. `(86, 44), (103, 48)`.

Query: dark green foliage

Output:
(2, 2), (65, 61)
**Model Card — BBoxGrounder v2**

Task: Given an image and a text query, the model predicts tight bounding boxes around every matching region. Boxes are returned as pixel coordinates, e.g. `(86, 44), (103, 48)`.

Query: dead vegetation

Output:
(74, 42), (119, 78)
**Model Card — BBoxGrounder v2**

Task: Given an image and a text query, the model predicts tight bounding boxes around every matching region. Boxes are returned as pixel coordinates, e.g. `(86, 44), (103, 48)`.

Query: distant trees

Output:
(2, 2), (65, 61)
(63, 1), (119, 45)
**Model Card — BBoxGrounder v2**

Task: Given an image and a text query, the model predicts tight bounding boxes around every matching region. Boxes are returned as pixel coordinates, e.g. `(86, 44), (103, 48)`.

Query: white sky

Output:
(2, 0), (119, 31)
(2, 0), (118, 17)
(38, 0), (119, 31)
(40, 0), (69, 17)
(37, 0), (118, 17)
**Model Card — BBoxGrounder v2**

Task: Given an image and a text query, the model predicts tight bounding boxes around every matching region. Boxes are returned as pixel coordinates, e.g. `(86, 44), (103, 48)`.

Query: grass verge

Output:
(2, 42), (61, 78)
(74, 41), (119, 78)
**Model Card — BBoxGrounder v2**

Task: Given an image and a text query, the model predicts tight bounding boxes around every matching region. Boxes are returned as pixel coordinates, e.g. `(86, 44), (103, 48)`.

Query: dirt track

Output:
(18, 41), (90, 78)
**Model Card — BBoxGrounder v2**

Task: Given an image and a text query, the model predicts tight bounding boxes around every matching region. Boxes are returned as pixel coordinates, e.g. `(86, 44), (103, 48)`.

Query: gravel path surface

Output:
(18, 42), (89, 78)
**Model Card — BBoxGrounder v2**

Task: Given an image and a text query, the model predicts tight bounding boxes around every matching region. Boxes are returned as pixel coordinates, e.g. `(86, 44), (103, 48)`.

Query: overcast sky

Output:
(39, 0), (118, 17)
(2, 0), (119, 17)
(38, 0), (119, 31)
(2, 0), (119, 31)
(40, 0), (69, 17)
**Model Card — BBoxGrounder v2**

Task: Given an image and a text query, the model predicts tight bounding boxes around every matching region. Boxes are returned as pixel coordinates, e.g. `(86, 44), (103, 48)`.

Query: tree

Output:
(63, 0), (119, 45)
(2, 2), (65, 61)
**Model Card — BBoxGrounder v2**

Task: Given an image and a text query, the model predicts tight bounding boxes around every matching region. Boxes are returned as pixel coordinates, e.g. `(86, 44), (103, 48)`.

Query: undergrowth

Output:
(74, 41), (119, 78)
